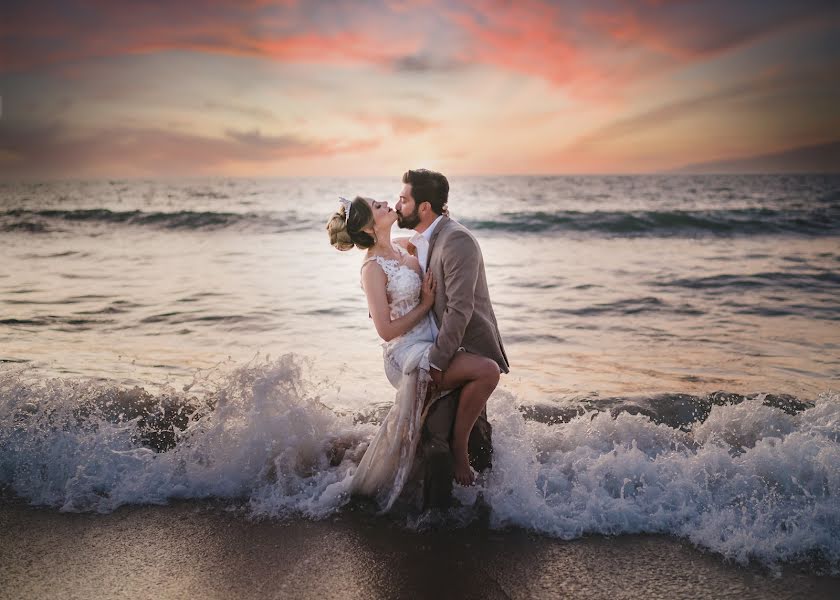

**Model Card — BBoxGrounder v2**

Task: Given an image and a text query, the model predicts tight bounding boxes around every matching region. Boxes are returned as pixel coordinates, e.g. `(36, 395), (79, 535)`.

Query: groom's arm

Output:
(429, 230), (479, 372)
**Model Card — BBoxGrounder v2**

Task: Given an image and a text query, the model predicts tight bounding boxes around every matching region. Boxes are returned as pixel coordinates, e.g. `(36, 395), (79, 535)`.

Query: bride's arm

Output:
(361, 262), (435, 342)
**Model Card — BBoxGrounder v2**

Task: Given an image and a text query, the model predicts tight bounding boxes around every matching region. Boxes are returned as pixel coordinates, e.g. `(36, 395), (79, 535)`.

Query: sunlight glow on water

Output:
(1, 175), (838, 405)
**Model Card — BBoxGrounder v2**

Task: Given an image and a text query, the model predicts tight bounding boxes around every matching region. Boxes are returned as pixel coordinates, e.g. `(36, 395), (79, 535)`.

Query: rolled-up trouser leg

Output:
(421, 391), (456, 509)
(421, 389), (493, 509)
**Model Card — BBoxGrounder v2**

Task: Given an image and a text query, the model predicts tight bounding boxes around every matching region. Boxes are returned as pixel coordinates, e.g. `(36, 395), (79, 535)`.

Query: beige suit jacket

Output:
(423, 216), (509, 373)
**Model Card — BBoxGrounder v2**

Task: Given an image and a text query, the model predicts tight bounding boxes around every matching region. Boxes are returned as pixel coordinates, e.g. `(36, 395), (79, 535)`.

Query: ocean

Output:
(1, 174), (838, 574)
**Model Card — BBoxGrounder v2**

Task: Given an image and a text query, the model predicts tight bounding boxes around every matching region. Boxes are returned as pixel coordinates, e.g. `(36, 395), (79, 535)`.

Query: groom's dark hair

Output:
(402, 169), (449, 216)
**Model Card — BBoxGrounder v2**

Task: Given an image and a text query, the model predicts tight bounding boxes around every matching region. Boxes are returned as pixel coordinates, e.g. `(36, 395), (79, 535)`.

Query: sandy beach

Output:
(1, 500), (837, 600)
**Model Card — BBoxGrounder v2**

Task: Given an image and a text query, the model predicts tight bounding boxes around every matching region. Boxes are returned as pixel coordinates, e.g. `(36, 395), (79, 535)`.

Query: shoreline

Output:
(1, 500), (838, 599)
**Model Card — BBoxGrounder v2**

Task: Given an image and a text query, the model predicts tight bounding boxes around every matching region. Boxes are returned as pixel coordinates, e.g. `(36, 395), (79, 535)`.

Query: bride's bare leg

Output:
(435, 352), (500, 485)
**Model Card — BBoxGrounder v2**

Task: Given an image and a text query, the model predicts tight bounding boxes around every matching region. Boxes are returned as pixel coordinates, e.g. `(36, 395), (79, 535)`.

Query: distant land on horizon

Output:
(672, 140), (840, 175)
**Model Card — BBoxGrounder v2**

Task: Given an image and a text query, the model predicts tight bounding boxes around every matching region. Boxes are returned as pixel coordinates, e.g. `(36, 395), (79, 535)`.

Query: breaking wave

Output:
(1, 356), (838, 572)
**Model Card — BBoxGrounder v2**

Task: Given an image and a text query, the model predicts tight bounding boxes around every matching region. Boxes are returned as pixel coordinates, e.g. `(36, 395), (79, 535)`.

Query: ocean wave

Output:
(0, 208), (307, 233)
(547, 296), (704, 317)
(652, 271), (840, 292)
(0, 357), (838, 572)
(2, 205), (839, 237)
(462, 207), (840, 236)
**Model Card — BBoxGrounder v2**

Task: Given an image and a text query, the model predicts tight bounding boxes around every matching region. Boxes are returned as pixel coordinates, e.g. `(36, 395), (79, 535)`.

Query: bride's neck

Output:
(369, 229), (394, 255)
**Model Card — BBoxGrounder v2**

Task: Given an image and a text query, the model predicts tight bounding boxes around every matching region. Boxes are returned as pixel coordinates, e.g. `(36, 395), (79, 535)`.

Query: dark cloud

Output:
(674, 139), (840, 173)
(586, 0), (840, 59)
(202, 101), (280, 121)
(223, 128), (304, 149)
(391, 53), (467, 73)
(567, 65), (840, 152)
(0, 121), (380, 178)
(0, 0), (417, 73)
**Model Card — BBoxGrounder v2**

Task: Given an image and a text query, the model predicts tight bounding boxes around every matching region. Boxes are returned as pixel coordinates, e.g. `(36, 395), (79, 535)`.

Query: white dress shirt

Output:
(409, 215), (443, 275)
(409, 215), (444, 367)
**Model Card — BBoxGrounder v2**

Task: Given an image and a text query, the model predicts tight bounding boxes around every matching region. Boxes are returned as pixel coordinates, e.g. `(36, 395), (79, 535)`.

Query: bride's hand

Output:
(420, 272), (436, 309)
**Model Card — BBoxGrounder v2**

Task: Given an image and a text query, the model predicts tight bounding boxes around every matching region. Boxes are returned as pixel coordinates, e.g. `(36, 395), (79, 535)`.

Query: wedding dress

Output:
(349, 244), (438, 511)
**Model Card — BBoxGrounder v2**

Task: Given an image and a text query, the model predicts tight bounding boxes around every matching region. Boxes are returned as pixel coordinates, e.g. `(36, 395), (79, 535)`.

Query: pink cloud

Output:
(441, 0), (661, 101)
(438, 0), (837, 100)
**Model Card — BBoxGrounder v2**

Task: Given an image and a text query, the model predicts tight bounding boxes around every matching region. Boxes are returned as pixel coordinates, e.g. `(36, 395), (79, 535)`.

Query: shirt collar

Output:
(421, 215), (444, 242)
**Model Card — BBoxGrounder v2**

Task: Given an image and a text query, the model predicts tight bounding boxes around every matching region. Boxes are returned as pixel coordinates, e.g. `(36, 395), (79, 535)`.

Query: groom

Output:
(396, 168), (510, 509)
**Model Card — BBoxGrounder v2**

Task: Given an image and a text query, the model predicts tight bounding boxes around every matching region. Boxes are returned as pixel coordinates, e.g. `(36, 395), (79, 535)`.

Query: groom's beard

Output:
(397, 206), (421, 229)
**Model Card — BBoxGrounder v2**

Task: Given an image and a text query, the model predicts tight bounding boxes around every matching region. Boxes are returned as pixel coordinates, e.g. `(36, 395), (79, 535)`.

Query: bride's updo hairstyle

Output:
(326, 196), (375, 251)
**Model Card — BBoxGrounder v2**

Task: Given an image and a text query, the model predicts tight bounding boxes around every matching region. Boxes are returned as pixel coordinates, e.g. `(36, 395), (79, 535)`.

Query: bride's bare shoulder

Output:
(360, 258), (387, 290)
(360, 256), (383, 273)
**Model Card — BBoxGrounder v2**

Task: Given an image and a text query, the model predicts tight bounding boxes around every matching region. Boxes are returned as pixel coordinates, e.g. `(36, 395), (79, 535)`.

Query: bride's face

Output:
(367, 198), (398, 229)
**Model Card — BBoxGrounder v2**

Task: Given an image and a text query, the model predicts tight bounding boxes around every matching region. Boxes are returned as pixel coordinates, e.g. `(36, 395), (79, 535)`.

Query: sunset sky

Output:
(1, 0), (839, 178)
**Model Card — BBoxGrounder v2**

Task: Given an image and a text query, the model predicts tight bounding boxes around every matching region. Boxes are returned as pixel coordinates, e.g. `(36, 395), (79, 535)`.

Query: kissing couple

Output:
(327, 168), (509, 511)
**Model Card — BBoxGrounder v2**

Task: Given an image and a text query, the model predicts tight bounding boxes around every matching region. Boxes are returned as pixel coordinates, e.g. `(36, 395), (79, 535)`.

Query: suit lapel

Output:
(424, 215), (450, 271)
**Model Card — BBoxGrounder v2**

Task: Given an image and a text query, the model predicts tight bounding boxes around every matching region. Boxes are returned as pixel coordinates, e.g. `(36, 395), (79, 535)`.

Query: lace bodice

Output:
(362, 245), (423, 321)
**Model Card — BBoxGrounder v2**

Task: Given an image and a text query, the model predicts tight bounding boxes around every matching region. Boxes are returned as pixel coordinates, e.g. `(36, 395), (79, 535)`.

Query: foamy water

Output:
(1, 356), (838, 572)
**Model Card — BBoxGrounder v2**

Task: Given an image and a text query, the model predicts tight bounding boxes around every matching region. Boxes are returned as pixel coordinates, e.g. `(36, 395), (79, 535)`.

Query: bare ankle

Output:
(451, 439), (468, 455)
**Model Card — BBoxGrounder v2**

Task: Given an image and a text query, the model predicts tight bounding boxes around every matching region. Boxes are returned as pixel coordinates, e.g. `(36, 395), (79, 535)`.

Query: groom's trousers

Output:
(420, 388), (493, 509)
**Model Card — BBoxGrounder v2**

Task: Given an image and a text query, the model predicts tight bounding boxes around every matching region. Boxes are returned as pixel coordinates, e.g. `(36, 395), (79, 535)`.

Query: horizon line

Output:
(2, 171), (840, 183)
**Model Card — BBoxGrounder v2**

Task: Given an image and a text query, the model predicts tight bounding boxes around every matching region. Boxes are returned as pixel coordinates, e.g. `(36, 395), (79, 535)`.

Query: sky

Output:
(1, 0), (839, 178)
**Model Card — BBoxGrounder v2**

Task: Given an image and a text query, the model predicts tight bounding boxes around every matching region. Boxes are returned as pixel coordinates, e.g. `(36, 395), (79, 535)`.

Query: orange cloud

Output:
(247, 32), (420, 65)
(352, 113), (436, 135)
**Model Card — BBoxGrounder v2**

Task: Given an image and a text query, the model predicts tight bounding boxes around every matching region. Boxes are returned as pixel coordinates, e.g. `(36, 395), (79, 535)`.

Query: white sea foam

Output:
(1, 357), (838, 571)
(479, 389), (840, 571)
(0, 356), (367, 517)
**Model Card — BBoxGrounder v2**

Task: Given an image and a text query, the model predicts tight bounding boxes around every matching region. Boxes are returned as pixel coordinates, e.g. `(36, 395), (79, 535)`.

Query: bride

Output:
(326, 195), (500, 511)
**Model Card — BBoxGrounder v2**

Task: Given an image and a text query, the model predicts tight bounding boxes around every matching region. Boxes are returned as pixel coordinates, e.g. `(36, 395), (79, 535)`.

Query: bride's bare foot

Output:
(452, 445), (474, 486)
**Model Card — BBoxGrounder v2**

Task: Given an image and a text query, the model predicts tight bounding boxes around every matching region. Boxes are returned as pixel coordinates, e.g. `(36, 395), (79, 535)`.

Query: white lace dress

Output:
(350, 245), (438, 511)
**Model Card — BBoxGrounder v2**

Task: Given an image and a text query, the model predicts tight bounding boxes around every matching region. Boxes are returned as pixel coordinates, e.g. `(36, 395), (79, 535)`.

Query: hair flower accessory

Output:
(339, 196), (352, 223)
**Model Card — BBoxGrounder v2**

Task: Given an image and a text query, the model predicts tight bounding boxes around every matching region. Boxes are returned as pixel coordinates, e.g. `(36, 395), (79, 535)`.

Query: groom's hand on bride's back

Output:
(430, 367), (443, 387)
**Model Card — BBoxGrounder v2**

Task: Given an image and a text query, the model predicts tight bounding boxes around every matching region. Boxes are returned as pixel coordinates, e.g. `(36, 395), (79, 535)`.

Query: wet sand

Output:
(1, 500), (837, 600)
